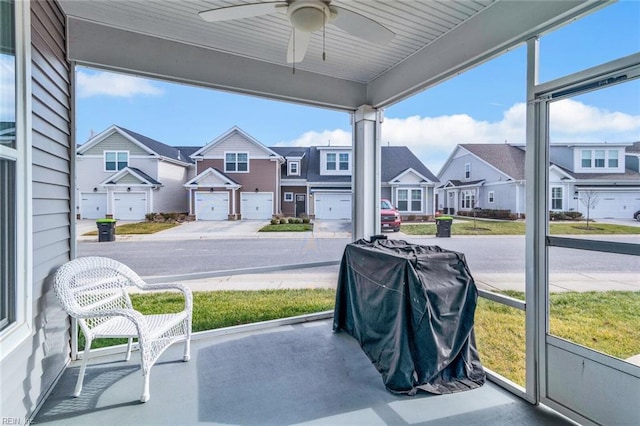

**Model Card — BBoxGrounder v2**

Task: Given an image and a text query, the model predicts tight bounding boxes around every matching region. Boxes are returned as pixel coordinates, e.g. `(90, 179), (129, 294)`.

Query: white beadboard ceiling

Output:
(57, 0), (607, 110)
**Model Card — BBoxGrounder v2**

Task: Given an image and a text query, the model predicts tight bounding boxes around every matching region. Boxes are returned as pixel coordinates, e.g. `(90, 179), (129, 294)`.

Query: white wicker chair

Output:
(53, 256), (192, 403)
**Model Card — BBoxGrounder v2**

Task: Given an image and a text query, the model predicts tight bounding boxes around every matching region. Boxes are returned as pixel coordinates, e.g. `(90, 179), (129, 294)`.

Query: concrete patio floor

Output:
(34, 319), (574, 426)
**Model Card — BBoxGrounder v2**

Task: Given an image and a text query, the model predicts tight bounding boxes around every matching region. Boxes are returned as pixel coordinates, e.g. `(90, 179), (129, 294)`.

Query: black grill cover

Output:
(333, 239), (485, 395)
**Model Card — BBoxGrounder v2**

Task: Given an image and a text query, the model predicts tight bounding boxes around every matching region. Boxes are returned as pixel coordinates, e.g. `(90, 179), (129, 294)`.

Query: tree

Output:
(579, 190), (600, 229)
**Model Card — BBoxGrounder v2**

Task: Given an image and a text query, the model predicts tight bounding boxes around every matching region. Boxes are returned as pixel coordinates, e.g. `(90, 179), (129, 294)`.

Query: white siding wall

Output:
(1, 1), (71, 420)
(155, 161), (190, 212)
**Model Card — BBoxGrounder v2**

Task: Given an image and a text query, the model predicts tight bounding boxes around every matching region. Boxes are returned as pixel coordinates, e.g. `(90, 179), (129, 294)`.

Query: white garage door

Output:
(241, 192), (273, 220)
(114, 192), (147, 220)
(195, 192), (229, 220)
(583, 191), (640, 219)
(80, 192), (107, 219)
(315, 193), (352, 220)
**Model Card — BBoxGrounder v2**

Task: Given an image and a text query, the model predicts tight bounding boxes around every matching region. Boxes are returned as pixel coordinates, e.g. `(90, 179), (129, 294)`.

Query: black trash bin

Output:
(96, 218), (116, 242)
(436, 216), (452, 237)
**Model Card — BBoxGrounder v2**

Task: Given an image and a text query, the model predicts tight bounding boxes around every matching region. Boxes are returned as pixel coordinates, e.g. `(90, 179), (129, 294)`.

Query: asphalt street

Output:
(78, 234), (639, 277)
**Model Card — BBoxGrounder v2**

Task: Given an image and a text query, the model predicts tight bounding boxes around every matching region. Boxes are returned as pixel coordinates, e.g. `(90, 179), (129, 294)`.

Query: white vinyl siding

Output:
(1, 0), (71, 419)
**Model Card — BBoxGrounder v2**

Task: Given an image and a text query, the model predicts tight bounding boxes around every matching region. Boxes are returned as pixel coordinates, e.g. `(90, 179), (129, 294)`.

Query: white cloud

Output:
(275, 129), (351, 147)
(277, 99), (640, 174)
(77, 71), (163, 98)
(550, 99), (640, 142)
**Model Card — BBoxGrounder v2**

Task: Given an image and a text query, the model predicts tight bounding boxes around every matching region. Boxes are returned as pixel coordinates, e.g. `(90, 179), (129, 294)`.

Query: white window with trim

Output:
(225, 152), (249, 172)
(1, 0), (31, 352)
(608, 150), (618, 168)
(322, 151), (350, 174)
(461, 190), (476, 210)
(464, 163), (471, 179)
(396, 188), (423, 213)
(288, 161), (299, 176)
(488, 191), (495, 204)
(581, 150), (592, 168)
(104, 151), (128, 171)
(594, 150), (605, 168)
(551, 187), (563, 210)
(284, 192), (293, 202)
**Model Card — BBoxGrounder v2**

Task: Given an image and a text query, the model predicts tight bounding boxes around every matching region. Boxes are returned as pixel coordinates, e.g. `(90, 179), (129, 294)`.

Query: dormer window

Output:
(288, 161), (299, 176)
(320, 149), (351, 175)
(581, 150), (592, 168)
(105, 151), (128, 171)
(225, 152), (248, 173)
(594, 150), (605, 168)
(327, 153), (337, 170)
(608, 150), (618, 167)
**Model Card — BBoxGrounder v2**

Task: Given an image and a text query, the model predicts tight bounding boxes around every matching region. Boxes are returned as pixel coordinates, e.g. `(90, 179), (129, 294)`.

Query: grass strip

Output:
(83, 222), (179, 236)
(401, 220), (640, 235)
(259, 223), (313, 232)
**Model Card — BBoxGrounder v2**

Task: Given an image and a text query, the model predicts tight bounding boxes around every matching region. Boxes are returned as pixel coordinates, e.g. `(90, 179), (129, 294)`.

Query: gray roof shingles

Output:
(118, 126), (193, 164)
(460, 144), (526, 180)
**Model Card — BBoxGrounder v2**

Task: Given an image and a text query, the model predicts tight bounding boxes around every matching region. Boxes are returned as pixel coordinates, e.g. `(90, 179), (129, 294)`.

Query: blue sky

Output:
(75, 1), (640, 173)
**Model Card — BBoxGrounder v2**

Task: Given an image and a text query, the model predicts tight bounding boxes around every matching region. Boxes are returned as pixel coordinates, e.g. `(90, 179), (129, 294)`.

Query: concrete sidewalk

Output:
(141, 270), (639, 294)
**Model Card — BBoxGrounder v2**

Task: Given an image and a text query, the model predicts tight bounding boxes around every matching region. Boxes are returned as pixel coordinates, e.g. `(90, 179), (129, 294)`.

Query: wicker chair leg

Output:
(183, 339), (191, 362)
(125, 337), (133, 361)
(141, 372), (150, 403)
(74, 338), (92, 397)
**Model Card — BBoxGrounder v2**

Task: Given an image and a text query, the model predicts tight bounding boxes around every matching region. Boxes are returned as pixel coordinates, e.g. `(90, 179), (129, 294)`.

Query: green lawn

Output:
(81, 288), (640, 391)
(401, 219), (640, 236)
(83, 222), (179, 236)
(475, 291), (640, 386)
(259, 223), (313, 232)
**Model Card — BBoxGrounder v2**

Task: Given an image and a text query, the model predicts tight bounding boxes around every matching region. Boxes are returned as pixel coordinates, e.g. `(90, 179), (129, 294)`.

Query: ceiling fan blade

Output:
(330, 6), (394, 45)
(199, 2), (286, 22)
(286, 29), (311, 63)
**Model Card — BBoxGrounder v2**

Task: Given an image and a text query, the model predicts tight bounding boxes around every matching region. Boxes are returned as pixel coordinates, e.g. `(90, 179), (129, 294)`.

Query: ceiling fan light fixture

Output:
(288, 2), (329, 33)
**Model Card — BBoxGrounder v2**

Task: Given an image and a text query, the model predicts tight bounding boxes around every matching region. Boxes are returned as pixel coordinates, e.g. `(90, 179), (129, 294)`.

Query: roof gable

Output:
(381, 146), (439, 183)
(460, 144), (526, 180)
(184, 167), (241, 188)
(99, 167), (161, 186)
(78, 125), (192, 164)
(191, 126), (282, 159)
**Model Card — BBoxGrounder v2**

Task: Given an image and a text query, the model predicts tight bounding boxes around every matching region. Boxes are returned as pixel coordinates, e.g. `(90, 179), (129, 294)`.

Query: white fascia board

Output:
(76, 124), (120, 154)
(191, 126), (284, 160)
(78, 125), (157, 156)
(67, 18), (367, 111)
(315, 146), (352, 151)
(549, 164), (575, 181)
(389, 167), (432, 183)
(367, 1), (606, 108)
(184, 167), (240, 188)
(99, 167), (156, 186)
(280, 179), (307, 186)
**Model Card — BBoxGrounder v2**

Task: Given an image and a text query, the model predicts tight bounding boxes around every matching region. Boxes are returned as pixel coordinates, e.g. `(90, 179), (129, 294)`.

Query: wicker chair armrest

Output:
(137, 283), (193, 311)
(75, 308), (149, 335)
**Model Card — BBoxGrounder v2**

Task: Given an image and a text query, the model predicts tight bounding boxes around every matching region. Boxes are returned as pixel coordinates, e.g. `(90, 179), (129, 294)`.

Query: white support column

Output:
(352, 105), (382, 240)
(524, 36), (544, 405)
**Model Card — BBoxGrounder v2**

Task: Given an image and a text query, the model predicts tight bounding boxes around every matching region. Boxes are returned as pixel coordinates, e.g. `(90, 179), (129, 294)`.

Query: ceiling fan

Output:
(199, 0), (395, 63)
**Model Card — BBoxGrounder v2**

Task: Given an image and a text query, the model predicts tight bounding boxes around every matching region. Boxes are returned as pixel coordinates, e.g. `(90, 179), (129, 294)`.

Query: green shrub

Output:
(302, 217), (310, 224)
(280, 218), (289, 224)
(458, 209), (514, 220)
(270, 218), (280, 225)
